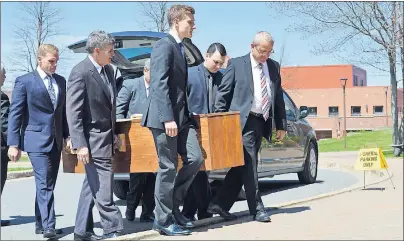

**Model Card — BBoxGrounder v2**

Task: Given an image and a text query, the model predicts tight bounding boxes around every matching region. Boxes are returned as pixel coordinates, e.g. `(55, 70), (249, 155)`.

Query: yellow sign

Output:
(354, 147), (388, 170)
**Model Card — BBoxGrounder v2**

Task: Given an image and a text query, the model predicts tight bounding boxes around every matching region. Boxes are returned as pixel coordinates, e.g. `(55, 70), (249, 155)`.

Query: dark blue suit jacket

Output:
(187, 64), (223, 114)
(7, 71), (68, 153)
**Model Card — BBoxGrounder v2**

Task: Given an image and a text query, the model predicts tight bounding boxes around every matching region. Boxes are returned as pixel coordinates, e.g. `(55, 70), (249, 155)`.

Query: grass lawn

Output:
(8, 167), (33, 172)
(318, 129), (403, 158)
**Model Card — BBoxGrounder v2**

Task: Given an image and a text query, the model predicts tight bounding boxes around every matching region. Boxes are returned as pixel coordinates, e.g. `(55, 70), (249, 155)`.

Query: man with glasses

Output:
(182, 43), (228, 221)
(207, 31), (287, 223)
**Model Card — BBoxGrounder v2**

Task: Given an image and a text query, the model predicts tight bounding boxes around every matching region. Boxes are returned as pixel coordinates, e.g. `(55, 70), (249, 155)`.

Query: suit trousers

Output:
(182, 171), (212, 219)
(74, 157), (123, 235)
(151, 124), (204, 226)
(211, 114), (266, 215)
(27, 142), (61, 230)
(126, 172), (156, 217)
(1, 149), (9, 194)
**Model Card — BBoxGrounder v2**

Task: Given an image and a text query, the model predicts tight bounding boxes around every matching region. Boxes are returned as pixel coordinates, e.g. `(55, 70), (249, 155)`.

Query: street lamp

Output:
(384, 86), (388, 127)
(340, 78), (348, 148)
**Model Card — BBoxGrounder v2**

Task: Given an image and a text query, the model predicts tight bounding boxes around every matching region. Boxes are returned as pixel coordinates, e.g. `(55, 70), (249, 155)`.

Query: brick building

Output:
(281, 64), (403, 139)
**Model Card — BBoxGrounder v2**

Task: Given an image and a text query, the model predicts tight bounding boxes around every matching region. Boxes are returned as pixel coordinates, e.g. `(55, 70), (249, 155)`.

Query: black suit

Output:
(141, 34), (204, 226)
(212, 54), (286, 215)
(1, 91), (10, 194)
(116, 77), (155, 219)
(182, 64), (223, 220)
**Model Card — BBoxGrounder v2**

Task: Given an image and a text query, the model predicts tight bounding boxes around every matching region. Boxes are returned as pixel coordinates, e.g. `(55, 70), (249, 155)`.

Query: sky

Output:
(1, 1), (402, 90)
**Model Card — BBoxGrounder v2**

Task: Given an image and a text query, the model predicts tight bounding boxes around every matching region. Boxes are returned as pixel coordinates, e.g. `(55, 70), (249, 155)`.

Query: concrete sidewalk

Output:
(143, 158), (403, 240)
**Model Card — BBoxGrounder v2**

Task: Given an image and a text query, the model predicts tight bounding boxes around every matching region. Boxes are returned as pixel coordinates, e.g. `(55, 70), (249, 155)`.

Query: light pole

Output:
(340, 78), (348, 148)
(384, 86), (388, 127)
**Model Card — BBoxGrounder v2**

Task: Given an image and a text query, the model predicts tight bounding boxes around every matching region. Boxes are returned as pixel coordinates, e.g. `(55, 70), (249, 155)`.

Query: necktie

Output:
(179, 42), (185, 58)
(101, 67), (113, 97)
(258, 63), (271, 121)
(47, 75), (56, 109)
(207, 74), (214, 112)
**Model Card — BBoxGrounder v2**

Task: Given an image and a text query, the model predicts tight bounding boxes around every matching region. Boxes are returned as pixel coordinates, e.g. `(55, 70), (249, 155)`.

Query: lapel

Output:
(167, 34), (187, 68)
(243, 54), (254, 94)
(86, 57), (112, 103)
(198, 64), (208, 99)
(33, 70), (54, 110)
(53, 75), (63, 109)
(139, 77), (147, 100)
(266, 59), (278, 111)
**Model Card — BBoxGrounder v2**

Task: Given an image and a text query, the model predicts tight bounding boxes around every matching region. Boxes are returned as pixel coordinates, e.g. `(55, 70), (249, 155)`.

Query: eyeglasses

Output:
(254, 45), (274, 56)
(213, 60), (224, 66)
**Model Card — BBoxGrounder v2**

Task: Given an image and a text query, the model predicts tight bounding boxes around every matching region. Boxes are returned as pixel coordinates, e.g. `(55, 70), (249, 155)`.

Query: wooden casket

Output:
(62, 111), (244, 173)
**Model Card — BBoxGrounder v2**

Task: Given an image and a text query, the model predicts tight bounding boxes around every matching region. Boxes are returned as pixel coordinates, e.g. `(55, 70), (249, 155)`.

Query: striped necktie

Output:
(258, 63), (270, 121)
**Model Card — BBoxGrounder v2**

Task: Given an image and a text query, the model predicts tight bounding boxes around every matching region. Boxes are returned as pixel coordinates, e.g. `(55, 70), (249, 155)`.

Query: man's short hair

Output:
(252, 31), (275, 45)
(167, 4), (195, 28)
(144, 59), (151, 71)
(86, 30), (115, 54)
(37, 44), (59, 58)
(206, 43), (227, 57)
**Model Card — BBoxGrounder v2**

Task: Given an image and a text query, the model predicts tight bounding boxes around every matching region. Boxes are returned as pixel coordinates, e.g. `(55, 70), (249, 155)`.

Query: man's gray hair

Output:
(252, 31), (275, 45)
(144, 59), (151, 71)
(86, 30), (115, 54)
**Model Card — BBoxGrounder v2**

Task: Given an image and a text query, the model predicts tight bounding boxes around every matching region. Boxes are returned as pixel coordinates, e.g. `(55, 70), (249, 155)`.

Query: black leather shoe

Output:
(1, 220), (10, 226)
(102, 231), (121, 239)
(43, 229), (56, 238)
(35, 228), (63, 234)
(74, 232), (102, 241)
(198, 212), (213, 220)
(254, 211), (271, 223)
(125, 209), (135, 222)
(173, 210), (195, 228)
(207, 203), (237, 221)
(140, 214), (155, 223)
(152, 222), (191, 236)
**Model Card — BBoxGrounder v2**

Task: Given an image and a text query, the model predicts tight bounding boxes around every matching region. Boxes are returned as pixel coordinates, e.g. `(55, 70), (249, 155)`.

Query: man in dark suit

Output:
(1, 63), (10, 227)
(7, 44), (69, 238)
(182, 43), (227, 221)
(116, 59), (155, 223)
(208, 31), (287, 223)
(67, 30), (123, 240)
(141, 4), (203, 236)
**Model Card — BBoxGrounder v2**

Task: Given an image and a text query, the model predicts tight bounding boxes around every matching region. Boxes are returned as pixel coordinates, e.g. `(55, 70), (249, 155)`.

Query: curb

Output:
(108, 166), (392, 240)
(7, 170), (34, 180)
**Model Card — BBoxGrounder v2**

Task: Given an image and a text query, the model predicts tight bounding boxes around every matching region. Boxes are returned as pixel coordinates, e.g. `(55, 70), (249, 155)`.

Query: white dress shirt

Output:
(144, 78), (150, 97)
(250, 53), (272, 114)
(169, 31), (182, 44)
(37, 66), (59, 108)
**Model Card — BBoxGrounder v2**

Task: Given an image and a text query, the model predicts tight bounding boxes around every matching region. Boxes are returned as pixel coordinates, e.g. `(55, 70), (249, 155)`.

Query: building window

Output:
(373, 106), (384, 115)
(353, 75), (358, 86)
(329, 106), (339, 117)
(308, 107), (317, 116)
(351, 106), (361, 116)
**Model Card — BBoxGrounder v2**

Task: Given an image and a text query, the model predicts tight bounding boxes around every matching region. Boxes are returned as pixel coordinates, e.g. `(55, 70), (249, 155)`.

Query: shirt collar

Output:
(88, 55), (103, 74)
(250, 53), (262, 69)
(201, 63), (214, 79)
(36, 66), (51, 80)
(169, 31), (182, 44)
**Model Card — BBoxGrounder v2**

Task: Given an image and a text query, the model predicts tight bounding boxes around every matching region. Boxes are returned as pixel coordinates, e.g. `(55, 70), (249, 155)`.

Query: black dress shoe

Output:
(74, 232), (102, 241)
(254, 211), (271, 223)
(207, 203), (237, 221)
(152, 222), (191, 236)
(1, 220), (10, 226)
(102, 231), (121, 239)
(35, 228), (63, 234)
(139, 214), (155, 223)
(43, 229), (56, 239)
(125, 209), (135, 222)
(197, 212), (213, 220)
(172, 210), (195, 228)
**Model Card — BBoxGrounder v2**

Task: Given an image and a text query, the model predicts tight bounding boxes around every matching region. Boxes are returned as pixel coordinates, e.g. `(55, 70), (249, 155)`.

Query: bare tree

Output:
(10, 2), (62, 73)
(135, 2), (169, 32)
(268, 2), (404, 155)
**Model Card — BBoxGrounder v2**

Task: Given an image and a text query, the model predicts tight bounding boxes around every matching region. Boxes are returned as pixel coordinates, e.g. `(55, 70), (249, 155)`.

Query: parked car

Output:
(68, 31), (319, 200)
